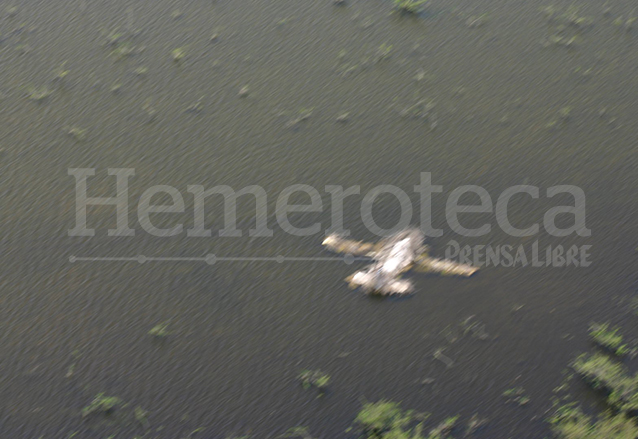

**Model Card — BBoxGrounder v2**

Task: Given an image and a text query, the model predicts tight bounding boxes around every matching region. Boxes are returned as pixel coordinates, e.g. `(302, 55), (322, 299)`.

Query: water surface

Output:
(0, 0), (637, 437)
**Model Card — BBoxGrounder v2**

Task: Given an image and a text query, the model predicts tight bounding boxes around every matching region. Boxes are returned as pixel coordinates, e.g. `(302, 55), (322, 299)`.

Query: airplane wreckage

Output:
(322, 228), (478, 296)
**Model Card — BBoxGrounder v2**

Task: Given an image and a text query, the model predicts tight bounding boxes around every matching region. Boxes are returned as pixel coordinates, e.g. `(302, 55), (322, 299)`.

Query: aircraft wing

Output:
(322, 234), (376, 256)
(415, 256), (479, 277)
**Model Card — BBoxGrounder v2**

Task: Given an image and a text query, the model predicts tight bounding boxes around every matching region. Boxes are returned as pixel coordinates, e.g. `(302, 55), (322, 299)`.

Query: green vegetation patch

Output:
(550, 403), (638, 438)
(572, 353), (638, 412)
(354, 400), (459, 438)
(393, 0), (429, 15)
(25, 85), (53, 101)
(278, 426), (316, 438)
(355, 400), (413, 435)
(502, 387), (530, 406)
(149, 322), (170, 338)
(589, 323), (629, 356)
(81, 393), (123, 417)
(298, 369), (330, 391)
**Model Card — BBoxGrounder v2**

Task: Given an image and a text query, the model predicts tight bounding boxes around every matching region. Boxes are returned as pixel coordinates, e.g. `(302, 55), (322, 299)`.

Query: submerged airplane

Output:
(322, 228), (478, 296)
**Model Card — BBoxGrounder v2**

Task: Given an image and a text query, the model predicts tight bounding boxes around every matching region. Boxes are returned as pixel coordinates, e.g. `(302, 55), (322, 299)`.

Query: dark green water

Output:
(0, 0), (637, 437)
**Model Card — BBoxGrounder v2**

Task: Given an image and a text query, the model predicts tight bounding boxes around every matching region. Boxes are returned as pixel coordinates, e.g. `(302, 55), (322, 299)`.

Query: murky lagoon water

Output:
(0, 0), (637, 437)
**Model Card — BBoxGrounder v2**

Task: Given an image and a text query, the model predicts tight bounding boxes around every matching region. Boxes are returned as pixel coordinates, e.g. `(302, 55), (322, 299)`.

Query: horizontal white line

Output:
(69, 255), (367, 265)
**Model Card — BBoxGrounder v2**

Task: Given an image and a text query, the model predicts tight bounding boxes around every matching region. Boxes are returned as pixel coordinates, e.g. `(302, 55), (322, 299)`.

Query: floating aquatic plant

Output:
(238, 85), (250, 98)
(111, 42), (136, 59)
(171, 47), (186, 62)
(355, 400), (413, 435)
(53, 62), (70, 81)
(67, 127), (87, 141)
(277, 426), (315, 439)
(502, 387), (530, 406)
(149, 322), (170, 338)
(354, 400), (460, 438)
(572, 353), (638, 412)
(134, 66), (148, 76)
(298, 369), (329, 391)
(541, 5), (593, 28)
(550, 403), (638, 438)
(81, 393), (122, 417)
(134, 406), (150, 430)
(428, 416), (459, 438)
(393, 0), (429, 15)
(25, 85), (53, 101)
(375, 43), (393, 61)
(589, 323), (629, 356)
(102, 28), (143, 60)
(558, 106), (573, 120)
(103, 29), (125, 46)
(142, 100), (157, 122)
